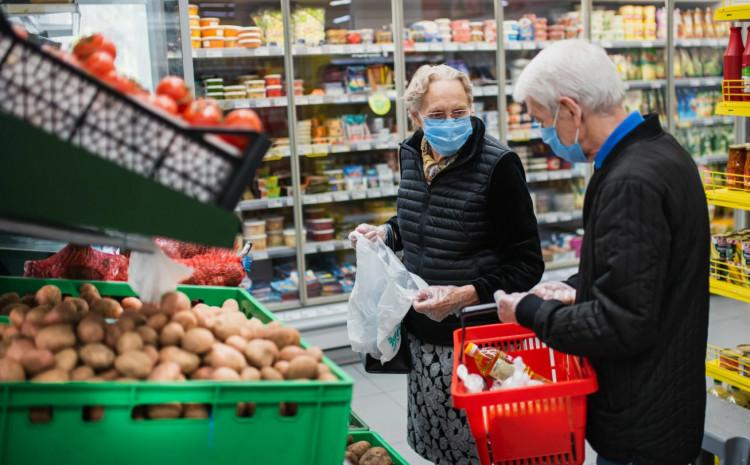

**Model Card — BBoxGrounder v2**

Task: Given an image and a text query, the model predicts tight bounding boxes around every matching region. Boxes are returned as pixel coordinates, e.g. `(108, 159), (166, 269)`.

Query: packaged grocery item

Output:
(293, 7), (325, 46)
(326, 28), (348, 44)
(305, 207), (327, 219)
(725, 27), (744, 101)
(190, 28), (201, 38)
(243, 220), (266, 236)
(252, 10), (283, 45)
(221, 25), (241, 38)
(200, 17), (220, 27)
(24, 245), (129, 281)
(456, 364), (485, 394)
(265, 74), (282, 86)
(346, 66), (368, 93)
(224, 91), (246, 100)
(283, 229), (297, 247)
(360, 28), (374, 44)
(239, 38), (262, 49)
(463, 342), (549, 383)
(266, 85), (283, 97)
(201, 26), (223, 37)
(265, 216), (285, 232)
(249, 234), (268, 251)
(248, 89), (266, 99)
(189, 14), (200, 28)
(720, 348), (741, 372)
(246, 79), (266, 90)
(188, 4), (199, 16)
(311, 229), (335, 242)
(268, 231), (284, 248)
(711, 233), (729, 280)
(202, 36), (224, 48)
(737, 344), (750, 377)
(224, 38), (237, 48)
(307, 218), (334, 231)
(728, 144), (746, 188)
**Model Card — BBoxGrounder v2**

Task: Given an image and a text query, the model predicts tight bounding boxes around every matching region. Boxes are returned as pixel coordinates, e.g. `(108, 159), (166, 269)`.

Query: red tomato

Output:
(100, 37), (117, 60)
(220, 109), (264, 150)
(72, 33), (104, 60)
(11, 24), (29, 40)
(156, 76), (192, 110)
(182, 98), (223, 126)
(102, 71), (134, 94)
(84, 51), (115, 78)
(146, 94), (179, 115)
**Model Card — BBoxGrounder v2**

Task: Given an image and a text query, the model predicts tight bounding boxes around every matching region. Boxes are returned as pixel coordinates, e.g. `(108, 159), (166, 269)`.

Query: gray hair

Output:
(404, 64), (473, 121)
(513, 39), (625, 114)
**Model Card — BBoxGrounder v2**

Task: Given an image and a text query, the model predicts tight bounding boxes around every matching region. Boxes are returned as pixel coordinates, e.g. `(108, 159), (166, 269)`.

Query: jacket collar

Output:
(596, 113), (663, 170)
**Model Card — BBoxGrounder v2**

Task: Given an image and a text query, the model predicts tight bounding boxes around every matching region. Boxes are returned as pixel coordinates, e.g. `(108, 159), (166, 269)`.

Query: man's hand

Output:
(494, 290), (529, 324)
(413, 285), (479, 322)
(349, 223), (386, 247)
(529, 281), (576, 304)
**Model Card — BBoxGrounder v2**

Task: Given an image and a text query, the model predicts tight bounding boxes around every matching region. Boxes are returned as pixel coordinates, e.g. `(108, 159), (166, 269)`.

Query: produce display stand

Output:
(0, 277), (354, 465)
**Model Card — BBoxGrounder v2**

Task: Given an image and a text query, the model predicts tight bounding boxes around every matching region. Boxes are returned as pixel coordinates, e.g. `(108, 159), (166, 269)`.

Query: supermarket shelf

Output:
(705, 344), (750, 393)
(624, 79), (666, 90)
(237, 197), (294, 211)
(303, 186), (399, 205)
(264, 137), (400, 160)
(307, 293), (351, 306)
(193, 46), (284, 59)
(192, 43), (394, 60)
(706, 189), (750, 211)
(249, 246), (297, 261)
(709, 278), (750, 303)
(0, 3), (78, 15)
(526, 169), (583, 183)
(266, 300), (302, 312)
(623, 77), (723, 90)
(304, 239), (351, 255)
(0, 234), (66, 254)
(675, 38), (726, 48)
(677, 116), (735, 129)
(473, 85), (500, 97)
(508, 128), (542, 142)
(695, 153), (729, 165)
(408, 41), (496, 52)
(594, 39), (666, 49)
(536, 210), (583, 225)
(220, 97), (288, 110)
(716, 101), (750, 118)
(296, 91), (397, 107)
(294, 43), (394, 55)
(715, 4), (750, 22)
(545, 259), (580, 271)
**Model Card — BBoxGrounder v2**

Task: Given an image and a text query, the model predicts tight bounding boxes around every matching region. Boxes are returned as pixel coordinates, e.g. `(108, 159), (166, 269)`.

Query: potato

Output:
(213, 312), (247, 341)
(71, 365), (95, 381)
(29, 406), (52, 423)
(77, 315), (105, 344)
(148, 361), (181, 381)
(104, 324), (122, 349)
(65, 297), (89, 314)
(142, 345), (159, 364)
(5, 338), (34, 361)
(79, 283), (99, 298)
(225, 335), (248, 353)
(172, 310), (198, 331)
(192, 305), (217, 329)
(240, 366), (261, 381)
(0, 292), (20, 314)
(240, 318), (266, 340)
(80, 290), (100, 306)
(83, 406), (105, 422)
(191, 366), (214, 380)
(92, 298), (123, 319)
(117, 310), (145, 332)
(136, 326), (158, 346)
(260, 366), (283, 381)
(139, 303), (161, 317)
(360, 447), (393, 465)
(116, 332), (144, 354)
(222, 299), (240, 313)
(344, 451), (358, 464)
(79, 343), (115, 370)
(0, 357), (25, 381)
(160, 291), (191, 316)
(9, 304), (28, 329)
(35, 285), (62, 306)
(244, 339), (278, 369)
(160, 322), (185, 346)
(32, 368), (70, 382)
(121, 297), (143, 312)
(35, 324), (76, 352)
(100, 368), (119, 382)
(182, 327), (214, 354)
(20, 320), (40, 339)
(148, 403), (182, 419)
(211, 367), (240, 380)
(286, 355), (318, 380)
(318, 373), (338, 381)
(347, 441), (372, 462)
(159, 346), (200, 374)
(274, 360), (290, 376)
(266, 326), (301, 350)
(2, 326), (19, 341)
(279, 345), (305, 362)
(26, 305), (51, 325)
(21, 349), (55, 375)
(184, 403), (210, 419)
(52, 348), (77, 372)
(209, 343), (247, 372)
(306, 346), (324, 363)
(147, 313), (169, 332)
(115, 350), (154, 379)
(43, 300), (79, 325)
(317, 363), (331, 375)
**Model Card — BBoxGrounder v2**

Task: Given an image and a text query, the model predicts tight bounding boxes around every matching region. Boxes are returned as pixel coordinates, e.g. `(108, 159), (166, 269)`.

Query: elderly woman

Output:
(352, 64), (543, 464)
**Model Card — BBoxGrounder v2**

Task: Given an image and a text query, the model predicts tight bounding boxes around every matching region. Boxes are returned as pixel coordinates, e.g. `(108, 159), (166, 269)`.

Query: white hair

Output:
(513, 39), (625, 114)
(404, 64), (473, 121)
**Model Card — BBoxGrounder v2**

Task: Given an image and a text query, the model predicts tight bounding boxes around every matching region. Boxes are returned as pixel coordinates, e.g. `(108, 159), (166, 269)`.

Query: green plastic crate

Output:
(0, 277), (353, 465)
(348, 410), (369, 431)
(347, 430), (410, 465)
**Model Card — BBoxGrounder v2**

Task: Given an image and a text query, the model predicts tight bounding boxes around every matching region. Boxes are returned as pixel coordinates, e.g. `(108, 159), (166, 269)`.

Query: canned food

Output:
(720, 348), (741, 372)
(712, 233), (729, 280)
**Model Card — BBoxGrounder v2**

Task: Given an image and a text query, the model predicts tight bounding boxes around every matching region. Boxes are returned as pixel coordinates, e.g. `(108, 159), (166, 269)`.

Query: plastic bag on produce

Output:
(347, 232), (428, 363)
(128, 247), (193, 303)
(24, 244), (129, 281)
(176, 251), (245, 287)
(154, 237), (223, 259)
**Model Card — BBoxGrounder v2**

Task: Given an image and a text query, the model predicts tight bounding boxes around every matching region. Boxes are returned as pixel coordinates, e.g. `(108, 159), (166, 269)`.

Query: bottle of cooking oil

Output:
(463, 342), (550, 383)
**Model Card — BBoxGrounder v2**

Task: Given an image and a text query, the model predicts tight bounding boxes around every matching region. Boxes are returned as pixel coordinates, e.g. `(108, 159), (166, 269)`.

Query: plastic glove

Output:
(349, 223), (387, 247)
(529, 281), (576, 304)
(412, 285), (464, 322)
(493, 290), (529, 324)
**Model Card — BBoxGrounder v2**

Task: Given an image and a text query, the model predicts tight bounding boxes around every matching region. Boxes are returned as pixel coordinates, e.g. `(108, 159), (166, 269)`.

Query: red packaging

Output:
(725, 26), (744, 101)
(176, 252), (244, 287)
(24, 245), (129, 281)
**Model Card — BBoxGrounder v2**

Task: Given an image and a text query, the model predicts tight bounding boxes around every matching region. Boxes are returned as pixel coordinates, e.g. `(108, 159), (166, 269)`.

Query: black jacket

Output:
(388, 117), (544, 346)
(517, 115), (710, 465)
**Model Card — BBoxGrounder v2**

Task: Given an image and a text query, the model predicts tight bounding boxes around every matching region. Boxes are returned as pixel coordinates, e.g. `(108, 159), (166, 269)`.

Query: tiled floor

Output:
(342, 295), (750, 465)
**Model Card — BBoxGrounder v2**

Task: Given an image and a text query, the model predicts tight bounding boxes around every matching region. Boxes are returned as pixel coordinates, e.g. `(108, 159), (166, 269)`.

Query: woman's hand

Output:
(413, 285), (480, 322)
(529, 281), (576, 304)
(493, 290), (529, 324)
(349, 223), (386, 247)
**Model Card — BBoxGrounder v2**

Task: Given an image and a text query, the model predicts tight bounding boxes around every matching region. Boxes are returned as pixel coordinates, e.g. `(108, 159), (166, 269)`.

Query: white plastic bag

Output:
(347, 232), (428, 363)
(128, 246), (193, 303)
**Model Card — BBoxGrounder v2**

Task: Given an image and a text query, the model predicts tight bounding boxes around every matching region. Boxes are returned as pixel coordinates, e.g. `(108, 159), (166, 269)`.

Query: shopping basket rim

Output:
(451, 323), (598, 408)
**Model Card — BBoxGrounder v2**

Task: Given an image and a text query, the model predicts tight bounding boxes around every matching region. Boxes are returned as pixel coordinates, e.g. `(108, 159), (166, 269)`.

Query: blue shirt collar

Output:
(595, 111), (645, 169)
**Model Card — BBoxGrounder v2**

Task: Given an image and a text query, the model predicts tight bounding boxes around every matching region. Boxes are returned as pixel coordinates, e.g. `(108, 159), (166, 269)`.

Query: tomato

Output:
(156, 76), (192, 110)
(83, 51), (115, 78)
(146, 94), (179, 115)
(102, 71), (135, 94)
(11, 24), (29, 40)
(220, 109), (264, 150)
(72, 33), (104, 60)
(182, 98), (223, 126)
(100, 37), (117, 60)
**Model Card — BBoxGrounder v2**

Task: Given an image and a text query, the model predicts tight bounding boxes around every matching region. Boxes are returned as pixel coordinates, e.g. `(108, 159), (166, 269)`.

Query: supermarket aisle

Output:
(343, 295), (750, 465)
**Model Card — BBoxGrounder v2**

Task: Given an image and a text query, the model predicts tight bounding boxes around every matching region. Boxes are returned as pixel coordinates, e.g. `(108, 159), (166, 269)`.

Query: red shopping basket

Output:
(452, 323), (597, 465)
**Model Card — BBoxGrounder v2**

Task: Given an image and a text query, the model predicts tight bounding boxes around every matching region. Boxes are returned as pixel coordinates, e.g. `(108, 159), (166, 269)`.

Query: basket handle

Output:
(456, 303), (498, 363)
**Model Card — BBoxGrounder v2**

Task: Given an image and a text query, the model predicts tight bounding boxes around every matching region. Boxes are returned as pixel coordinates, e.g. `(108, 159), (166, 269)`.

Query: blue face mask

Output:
(540, 107), (588, 164)
(422, 116), (473, 157)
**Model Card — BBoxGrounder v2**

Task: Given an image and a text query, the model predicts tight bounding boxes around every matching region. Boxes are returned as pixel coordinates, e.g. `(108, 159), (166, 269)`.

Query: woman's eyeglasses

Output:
(424, 109), (471, 120)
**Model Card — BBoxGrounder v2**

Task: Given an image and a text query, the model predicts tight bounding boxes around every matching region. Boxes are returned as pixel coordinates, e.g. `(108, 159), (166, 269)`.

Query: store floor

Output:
(341, 295), (750, 465)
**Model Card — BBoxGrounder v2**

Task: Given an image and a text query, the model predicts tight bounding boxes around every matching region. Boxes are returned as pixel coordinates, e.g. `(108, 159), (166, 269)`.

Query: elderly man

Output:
(493, 39), (710, 465)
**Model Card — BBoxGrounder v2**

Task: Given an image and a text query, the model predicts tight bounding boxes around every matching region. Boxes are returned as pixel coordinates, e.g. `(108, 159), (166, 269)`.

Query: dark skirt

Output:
(406, 333), (480, 465)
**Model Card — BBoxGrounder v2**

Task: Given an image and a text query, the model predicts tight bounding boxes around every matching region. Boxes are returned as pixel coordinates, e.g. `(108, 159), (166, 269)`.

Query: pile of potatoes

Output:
(0, 284), (335, 384)
(345, 437), (394, 465)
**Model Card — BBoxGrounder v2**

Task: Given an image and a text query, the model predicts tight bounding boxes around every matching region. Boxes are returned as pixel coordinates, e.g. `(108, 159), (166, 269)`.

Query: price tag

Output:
(367, 188), (383, 198)
(272, 97), (286, 106)
(318, 194), (333, 204)
(293, 45), (306, 55)
(352, 191), (367, 200)
(463, 42), (477, 51)
(320, 243), (336, 252)
(269, 46), (283, 55)
(354, 142), (372, 151)
(281, 146), (291, 157)
(351, 95), (368, 103)
(375, 143), (393, 150)
(332, 144), (348, 153)
(642, 41), (654, 47)
(365, 44), (379, 53)
(445, 43), (458, 51)
(335, 94), (350, 104)
(650, 82), (662, 89)
(268, 199), (285, 209)
(253, 251), (269, 261)
(313, 144), (328, 153)
(255, 48), (270, 56)
(429, 43), (443, 52)
(601, 41), (613, 48)
(351, 44), (366, 54)
(478, 42), (493, 50)
(549, 172), (563, 180)
(303, 196), (318, 205)
(559, 213), (574, 222)
(322, 45), (334, 53)
(206, 49), (222, 58)
(689, 79), (701, 87)
(309, 95), (324, 104)
(331, 45), (345, 54)
(323, 96), (336, 104)
(298, 144), (312, 155)
(303, 244), (316, 254)
(256, 98), (271, 108)
(334, 192), (350, 202)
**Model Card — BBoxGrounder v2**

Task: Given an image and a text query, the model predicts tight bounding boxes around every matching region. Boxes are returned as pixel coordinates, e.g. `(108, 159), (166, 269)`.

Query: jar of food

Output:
(224, 38), (238, 48)
(189, 15), (200, 28)
(243, 220), (266, 237)
(311, 229), (335, 242)
(188, 4), (199, 16)
(221, 25), (241, 38)
(266, 216), (285, 232)
(238, 38), (262, 49)
(249, 234), (268, 251)
(200, 17), (220, 28)
(347, 30), (362, 44)
(307, 218), (335, 231)
(190, 28), (201, 38)
(240, 26), (262, 35)
(205, 92), (224, 100)
(224, 85), (246, 93)
(265, 74), (282, 86)
(305, 207), (327, 220)
(267, 231), (284, 248)
(191, 38), (201, 49)
(719, 348), (741, 372)
(266, 85), (283, 97)
(246, 80), (266, 90)
(248, 88), (267, 99)
(283, 229), (297, 247)
(728, 144), (746, 188)
(202, 36), (224, 48)
(224, 91), (246, 100)
(201, 26), (223, 37)
(238, 32), (262, 41)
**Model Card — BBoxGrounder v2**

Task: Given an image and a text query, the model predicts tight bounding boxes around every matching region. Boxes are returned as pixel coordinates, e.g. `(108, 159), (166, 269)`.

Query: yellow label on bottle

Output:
(489, 359), (514, 380)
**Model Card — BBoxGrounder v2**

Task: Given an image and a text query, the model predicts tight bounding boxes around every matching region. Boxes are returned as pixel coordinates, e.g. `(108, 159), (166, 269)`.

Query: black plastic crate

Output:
(0, 13), (269, 210)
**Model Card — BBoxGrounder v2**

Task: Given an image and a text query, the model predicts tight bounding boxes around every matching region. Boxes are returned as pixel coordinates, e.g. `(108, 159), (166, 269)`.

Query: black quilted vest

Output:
(397, 117), (507, 285)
